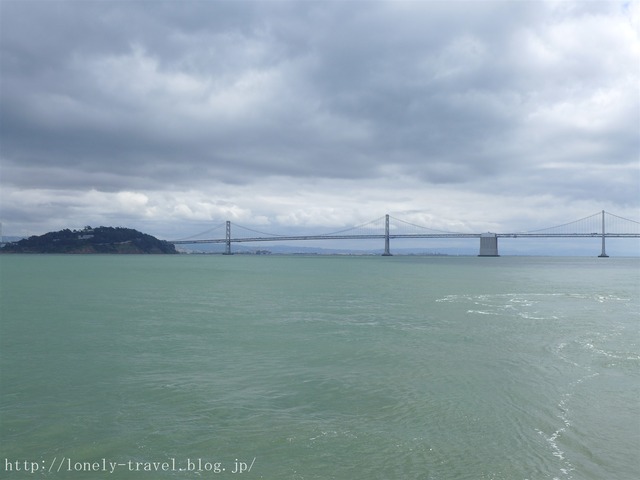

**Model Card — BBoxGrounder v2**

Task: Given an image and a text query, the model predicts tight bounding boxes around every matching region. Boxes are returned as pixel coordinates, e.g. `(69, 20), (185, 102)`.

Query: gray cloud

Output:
(1, 0), (638, 241)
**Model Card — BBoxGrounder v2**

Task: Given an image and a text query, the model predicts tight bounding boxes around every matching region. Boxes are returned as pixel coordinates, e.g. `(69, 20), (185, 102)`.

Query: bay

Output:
(1, 255), (638, 479)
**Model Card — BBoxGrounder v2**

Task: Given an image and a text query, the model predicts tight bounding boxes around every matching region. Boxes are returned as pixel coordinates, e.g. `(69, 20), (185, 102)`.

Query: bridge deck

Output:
(171, 232), (638, 245)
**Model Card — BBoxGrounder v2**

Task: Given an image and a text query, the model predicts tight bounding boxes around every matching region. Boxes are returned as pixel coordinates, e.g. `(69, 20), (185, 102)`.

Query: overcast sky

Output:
(1, 0), (638, 244)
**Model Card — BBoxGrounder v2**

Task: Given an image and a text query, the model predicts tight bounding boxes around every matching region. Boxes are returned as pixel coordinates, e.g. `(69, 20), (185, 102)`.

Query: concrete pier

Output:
(478, 233), (499, 256)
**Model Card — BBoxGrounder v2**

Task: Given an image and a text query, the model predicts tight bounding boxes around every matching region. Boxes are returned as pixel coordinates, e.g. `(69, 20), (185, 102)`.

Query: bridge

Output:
(169, 210), (640, 257)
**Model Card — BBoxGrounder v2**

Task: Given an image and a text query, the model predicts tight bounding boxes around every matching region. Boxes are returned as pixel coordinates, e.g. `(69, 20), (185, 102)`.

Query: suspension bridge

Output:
(169, 210), (640, 256)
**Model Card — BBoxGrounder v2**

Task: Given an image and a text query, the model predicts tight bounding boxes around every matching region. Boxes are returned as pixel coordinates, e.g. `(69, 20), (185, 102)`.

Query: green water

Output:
(1, 255), (639, 479)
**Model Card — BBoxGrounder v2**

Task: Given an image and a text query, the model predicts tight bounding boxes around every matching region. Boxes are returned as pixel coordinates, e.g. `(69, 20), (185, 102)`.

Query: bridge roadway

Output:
(171, 232), (637, 245)
(172, 233), (477, 245)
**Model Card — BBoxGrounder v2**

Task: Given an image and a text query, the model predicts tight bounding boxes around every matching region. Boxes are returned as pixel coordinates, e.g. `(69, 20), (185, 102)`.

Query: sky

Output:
(1, 0), (639, 251)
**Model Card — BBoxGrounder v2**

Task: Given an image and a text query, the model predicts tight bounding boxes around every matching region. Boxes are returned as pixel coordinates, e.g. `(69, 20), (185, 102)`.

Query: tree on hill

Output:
(0, 226), (177, 254)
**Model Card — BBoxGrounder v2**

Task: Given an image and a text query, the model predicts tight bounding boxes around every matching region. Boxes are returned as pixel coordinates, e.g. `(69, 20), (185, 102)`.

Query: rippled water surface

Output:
(1, 255), (638, 479)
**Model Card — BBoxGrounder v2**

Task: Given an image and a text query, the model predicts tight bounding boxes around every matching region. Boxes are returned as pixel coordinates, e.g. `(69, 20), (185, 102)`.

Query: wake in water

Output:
(435, 291), (639, 480)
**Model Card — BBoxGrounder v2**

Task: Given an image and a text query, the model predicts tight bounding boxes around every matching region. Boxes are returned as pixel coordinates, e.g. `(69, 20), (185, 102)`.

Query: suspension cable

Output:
(173, 222), (227, 241)
(231, 224), (282, 237)
(233, 216), (386, 237)
(523, 211), (602, 233)
(605, 211), (640, 225)
(389, 215), (468, 234)
(319, 216), (386, 236)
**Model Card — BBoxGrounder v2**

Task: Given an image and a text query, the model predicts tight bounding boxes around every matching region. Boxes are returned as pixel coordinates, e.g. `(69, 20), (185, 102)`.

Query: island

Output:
(0, 226), (177, 254)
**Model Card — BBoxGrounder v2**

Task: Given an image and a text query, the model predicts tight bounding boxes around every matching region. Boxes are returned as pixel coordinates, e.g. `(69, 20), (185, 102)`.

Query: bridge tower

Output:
(598, 210), (609, 257)
(224, 221), (232, 255)
(478, 233), (499, 257)
(382, 214), (392, 256)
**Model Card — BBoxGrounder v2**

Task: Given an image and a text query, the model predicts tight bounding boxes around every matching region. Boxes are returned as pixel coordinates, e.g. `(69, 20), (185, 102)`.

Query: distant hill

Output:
(0, 226), (177, 254)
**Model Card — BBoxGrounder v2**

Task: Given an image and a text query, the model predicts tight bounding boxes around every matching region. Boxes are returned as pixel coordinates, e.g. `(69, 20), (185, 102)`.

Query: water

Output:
(1, 255), (638, 479)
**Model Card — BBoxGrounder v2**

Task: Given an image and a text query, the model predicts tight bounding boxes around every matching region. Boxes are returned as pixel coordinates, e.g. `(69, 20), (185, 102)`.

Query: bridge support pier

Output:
(478, 233), (499, 257)
(223, 221), (232, 255)
(382, 214), (392, 256)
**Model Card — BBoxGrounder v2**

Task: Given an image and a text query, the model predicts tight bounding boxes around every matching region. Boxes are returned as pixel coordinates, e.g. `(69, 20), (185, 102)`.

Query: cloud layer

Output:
(1, 0), (638, 241)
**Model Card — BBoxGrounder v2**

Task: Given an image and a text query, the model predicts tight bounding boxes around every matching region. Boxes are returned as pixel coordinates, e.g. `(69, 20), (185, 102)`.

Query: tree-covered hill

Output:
(0, 226), (177, 254)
